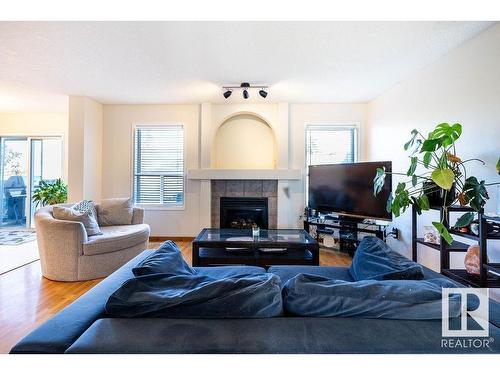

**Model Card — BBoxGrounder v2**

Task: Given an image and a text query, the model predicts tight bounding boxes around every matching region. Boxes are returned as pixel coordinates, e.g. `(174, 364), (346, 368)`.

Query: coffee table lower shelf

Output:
(195, 247), (317, 267)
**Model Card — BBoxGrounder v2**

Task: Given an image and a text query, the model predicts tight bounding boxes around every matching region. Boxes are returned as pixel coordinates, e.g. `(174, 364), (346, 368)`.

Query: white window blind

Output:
(306, 125), (357, 166)
(133, 125), (184, 206)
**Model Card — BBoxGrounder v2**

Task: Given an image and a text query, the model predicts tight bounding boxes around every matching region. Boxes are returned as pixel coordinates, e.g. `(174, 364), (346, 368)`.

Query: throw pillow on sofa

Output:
(349, 236), (424, 281)
(97, 198), (134, 226)
(72, 200), (102, 235)
(132, 240), (196, 277)
(282, 273), (460, 320)
(53, 206), (102, 236)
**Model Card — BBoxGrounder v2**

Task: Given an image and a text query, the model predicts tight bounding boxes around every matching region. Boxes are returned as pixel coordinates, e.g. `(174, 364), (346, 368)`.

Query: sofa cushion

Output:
(53, 206), (102, 236)
(97, 198), (134, 226)
(133, 241), (196, 276)
(282, 274), (460, 319)
(65, 317), (500, 354)
(82, 224), (149, 256)
(267, 265), (354, 286)
(349, 236), (424, 281)
(105, 272), (283, 318)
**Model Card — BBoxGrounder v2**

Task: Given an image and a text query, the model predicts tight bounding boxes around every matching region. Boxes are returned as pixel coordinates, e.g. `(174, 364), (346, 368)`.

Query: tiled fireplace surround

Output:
(211, 180), (278, 229)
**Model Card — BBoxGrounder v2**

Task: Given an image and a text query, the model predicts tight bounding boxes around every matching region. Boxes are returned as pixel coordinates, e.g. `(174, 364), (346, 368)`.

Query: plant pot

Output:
(422, 181), (456, 207)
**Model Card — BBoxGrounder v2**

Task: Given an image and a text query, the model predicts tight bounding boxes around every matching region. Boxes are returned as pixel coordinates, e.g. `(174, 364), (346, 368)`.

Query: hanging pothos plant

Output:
(373, 123), (500, 245)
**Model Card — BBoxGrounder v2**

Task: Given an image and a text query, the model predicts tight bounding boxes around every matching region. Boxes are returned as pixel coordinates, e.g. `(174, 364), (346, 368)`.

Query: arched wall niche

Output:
(212, 112), (277, 169)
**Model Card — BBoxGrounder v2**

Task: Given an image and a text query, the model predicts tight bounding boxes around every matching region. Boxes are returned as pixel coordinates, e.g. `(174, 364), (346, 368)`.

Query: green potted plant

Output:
(32, 178), (68, 208)
(373, 123), (499, 244)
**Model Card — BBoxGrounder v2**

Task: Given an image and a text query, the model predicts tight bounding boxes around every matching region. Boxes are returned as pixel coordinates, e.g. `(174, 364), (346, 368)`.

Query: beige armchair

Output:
(35, 204), (150, 281)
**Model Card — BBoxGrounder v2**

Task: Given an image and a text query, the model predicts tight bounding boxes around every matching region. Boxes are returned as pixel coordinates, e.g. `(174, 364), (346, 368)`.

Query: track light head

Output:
(223, 90), (232, 99)
(259, 90), (268, 98)
(242, 89), (249, 99)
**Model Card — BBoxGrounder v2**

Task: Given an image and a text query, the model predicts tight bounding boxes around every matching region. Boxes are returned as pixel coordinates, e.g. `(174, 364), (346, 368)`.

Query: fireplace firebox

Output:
(220, 197), (269, 229)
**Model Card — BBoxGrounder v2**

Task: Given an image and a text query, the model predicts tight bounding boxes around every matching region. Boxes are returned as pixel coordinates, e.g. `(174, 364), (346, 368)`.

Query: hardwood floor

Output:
(0, 240), (350, 354)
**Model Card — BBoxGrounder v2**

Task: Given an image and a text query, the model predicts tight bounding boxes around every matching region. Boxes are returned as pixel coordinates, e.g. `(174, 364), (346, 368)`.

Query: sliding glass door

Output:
(0, 136), (63, 229)
(0, 138), (28, 228)
(29, 138), (63, 227)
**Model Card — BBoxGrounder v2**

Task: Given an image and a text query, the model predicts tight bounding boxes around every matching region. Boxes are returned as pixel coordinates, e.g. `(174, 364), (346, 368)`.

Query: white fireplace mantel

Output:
(187, 168), (301, 180)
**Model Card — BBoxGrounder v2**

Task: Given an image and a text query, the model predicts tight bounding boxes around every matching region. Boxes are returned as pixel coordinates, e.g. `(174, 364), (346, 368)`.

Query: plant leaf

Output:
(431, 168), (454, 190)
(392, 198), (401, 217)
(391, 184), (410, 217)
(462, 176), (489, 211)
(421, 138), (443, 152)
(395, 182), (406, 194)
(404, 129), (419, 151)
(454, 212), (475, 228)
(386, 193), (393, 214)
(423, 152), (432, 168)
(419, 194), (430, 211)
(406, 157), (417, 176)
(411, 197), (422, 215)
(429, 123), (462, 147)
(412, 174), (417, 187)
(497, 157), (500, 175)
(432, 221), (453, 245)
(446, 152), (461, 164)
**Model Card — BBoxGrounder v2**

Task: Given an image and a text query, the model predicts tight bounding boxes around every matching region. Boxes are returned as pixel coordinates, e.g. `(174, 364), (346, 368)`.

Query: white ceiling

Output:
(0, 21), (494, 112)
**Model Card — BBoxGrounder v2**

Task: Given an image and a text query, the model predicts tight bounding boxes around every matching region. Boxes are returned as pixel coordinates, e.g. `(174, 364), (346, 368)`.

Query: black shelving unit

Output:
(412, 205), (500, 287)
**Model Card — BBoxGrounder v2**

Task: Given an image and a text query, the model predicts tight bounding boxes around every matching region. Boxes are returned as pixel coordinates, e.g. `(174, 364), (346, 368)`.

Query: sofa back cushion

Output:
(53, 206), (102, 236)
(283, 273), (459, 320)
(132, 240), (196, 277)
(97, 198), (134, 226)
(349, 236), (424, 281)
(105, 272), (283, 318)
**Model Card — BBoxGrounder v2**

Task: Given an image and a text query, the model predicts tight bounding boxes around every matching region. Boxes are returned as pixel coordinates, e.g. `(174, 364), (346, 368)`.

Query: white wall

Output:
(102, 104), (200, 236)
(0, 112), (69, 181)
(367, 24), (500, 275)
(68, 96), (103, 202)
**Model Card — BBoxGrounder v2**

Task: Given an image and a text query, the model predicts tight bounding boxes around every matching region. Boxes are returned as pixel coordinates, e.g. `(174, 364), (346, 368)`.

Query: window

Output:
(306, 125), (357, 166)
(305, 125), (358, 204)
(133, 125), (184, 207)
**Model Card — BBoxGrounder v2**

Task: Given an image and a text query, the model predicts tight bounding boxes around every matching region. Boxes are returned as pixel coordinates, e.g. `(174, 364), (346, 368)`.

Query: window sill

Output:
(136, 204), (185, 211)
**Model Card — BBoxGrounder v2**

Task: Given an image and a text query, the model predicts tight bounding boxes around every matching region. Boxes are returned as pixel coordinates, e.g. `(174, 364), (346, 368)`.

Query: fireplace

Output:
(220, 197), (269, 229)
(211, 180), (277, 229)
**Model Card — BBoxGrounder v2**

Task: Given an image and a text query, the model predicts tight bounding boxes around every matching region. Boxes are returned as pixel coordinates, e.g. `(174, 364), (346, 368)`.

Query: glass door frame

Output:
(0, 135), (64, 229)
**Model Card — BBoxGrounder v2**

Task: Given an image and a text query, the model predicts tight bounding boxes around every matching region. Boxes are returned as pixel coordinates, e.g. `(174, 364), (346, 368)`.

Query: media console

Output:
(303, 216), (389, 256)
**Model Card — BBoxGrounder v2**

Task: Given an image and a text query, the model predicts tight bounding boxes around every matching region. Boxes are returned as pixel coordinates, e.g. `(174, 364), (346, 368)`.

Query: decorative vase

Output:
(464, 244), (489, 275)
(422, 181), (456, 207)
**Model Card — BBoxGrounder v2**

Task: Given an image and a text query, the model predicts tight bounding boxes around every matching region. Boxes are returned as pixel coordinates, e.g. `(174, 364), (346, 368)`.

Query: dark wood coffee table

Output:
(192, 228), (319, 268)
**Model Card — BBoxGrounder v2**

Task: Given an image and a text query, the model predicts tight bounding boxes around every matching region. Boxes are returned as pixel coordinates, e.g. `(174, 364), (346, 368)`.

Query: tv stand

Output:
(303, 216), (388, 257)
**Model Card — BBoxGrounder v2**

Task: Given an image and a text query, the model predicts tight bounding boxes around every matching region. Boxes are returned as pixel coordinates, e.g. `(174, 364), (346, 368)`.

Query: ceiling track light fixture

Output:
(222, 82), (269, 100)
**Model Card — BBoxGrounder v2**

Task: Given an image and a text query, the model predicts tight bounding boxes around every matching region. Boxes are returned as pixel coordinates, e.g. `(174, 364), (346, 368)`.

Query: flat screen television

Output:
(308, 161), (392, 221)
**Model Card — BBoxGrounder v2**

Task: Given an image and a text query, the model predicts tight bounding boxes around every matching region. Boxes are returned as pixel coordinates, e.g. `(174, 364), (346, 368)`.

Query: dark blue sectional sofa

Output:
(10, 250), (500, 354)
